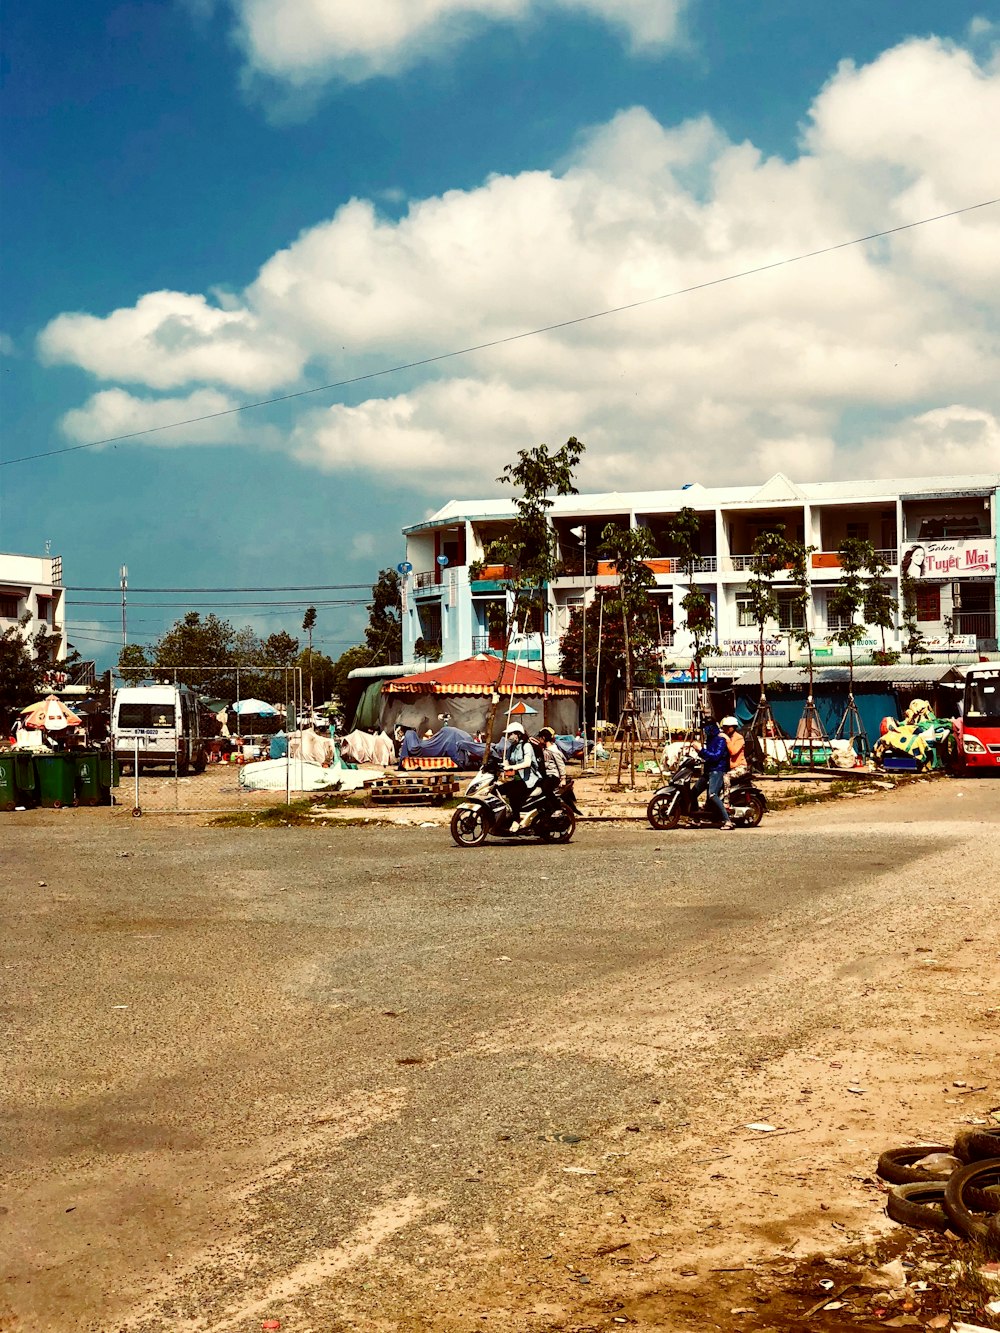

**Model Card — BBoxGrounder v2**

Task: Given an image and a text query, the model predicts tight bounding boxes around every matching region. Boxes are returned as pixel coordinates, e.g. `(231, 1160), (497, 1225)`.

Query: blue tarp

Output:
(398, 726), (486, 769)
(734, 688), (897, 746)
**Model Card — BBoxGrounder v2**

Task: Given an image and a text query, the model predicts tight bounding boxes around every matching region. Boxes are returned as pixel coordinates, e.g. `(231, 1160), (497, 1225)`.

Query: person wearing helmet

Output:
(721, 715), (746, 813)
(537, 726), (566, 793)
(693, 718), (734, 829)
(499, 721), (540, 832)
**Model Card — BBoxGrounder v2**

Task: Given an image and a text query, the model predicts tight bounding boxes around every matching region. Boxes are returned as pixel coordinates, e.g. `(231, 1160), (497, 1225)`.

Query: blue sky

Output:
(2, 0), (998, 669)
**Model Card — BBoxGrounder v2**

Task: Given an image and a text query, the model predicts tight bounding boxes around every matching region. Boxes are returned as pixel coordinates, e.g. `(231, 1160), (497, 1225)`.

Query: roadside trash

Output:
(561, 1166), (597, 1175)
(818, 1279), (835, 1290)
(911, 1152), (962, 1178)
(745, 1122), (779, 1132)
(39, 880), (47, 887)
(262, 1322), (281, 1331)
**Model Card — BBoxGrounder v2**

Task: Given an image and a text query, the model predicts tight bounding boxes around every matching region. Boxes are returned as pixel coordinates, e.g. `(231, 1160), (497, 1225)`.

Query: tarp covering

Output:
(340, 729), (396, 766)
(238, 757), (380, 792)
(398, 726), (485, 769)
(352, 680), (386, 731)
(874, 699), (956, 770)
(287, 728), (338, 765)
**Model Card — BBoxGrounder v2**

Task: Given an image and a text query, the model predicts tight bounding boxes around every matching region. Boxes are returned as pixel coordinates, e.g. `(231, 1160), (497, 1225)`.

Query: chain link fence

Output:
(110, 665), (309, 815)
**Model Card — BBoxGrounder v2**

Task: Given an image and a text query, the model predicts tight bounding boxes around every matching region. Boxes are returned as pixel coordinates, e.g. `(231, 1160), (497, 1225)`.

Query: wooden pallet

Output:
(364, 772), (459, 805)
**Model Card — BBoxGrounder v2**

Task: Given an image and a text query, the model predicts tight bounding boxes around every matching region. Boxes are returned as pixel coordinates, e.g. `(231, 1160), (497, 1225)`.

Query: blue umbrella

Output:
(231, 698), (278, 716)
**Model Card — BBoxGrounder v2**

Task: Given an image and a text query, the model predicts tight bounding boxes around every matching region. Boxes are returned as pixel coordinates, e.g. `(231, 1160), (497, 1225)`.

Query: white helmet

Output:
(721, 715), (740, 728)
(505, 721), (525, 736)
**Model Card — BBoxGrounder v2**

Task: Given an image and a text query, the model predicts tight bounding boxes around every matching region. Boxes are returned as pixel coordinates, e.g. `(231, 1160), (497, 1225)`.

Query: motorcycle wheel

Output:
(647, 790), (681, 830)
(450, 806), (490, 847)
(731, 791), (766, 828)
(539, 809), (576, 843)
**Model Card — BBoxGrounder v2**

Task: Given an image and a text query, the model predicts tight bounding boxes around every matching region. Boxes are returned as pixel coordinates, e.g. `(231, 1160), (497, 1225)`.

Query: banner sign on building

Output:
(900, 540), (996, 579)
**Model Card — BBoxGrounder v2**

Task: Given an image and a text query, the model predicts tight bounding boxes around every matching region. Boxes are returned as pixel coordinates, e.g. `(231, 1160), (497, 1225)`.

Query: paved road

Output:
(1, 777), (997, 1331)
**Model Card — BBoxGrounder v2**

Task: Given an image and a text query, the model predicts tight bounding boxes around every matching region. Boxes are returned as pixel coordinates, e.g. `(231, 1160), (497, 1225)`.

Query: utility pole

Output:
(120, 564), (128, 650)
(570, 525), (589, 767)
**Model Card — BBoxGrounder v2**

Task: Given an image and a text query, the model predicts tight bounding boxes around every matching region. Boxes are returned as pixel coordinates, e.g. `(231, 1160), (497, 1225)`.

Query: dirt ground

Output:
(1, 777), (999, 1332)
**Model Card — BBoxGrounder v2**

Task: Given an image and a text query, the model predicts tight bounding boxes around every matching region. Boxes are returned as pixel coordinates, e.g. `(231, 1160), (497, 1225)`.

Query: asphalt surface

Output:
(1, 777), (998, 1332)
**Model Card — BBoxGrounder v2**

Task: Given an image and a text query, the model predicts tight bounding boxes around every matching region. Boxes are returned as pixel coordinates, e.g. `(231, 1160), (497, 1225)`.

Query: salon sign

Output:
(901, 540), (996, 579)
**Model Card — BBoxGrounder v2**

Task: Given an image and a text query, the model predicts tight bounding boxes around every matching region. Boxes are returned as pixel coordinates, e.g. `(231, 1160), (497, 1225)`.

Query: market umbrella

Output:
(231, 698), (279, 716)
(20, 695), (83, 731)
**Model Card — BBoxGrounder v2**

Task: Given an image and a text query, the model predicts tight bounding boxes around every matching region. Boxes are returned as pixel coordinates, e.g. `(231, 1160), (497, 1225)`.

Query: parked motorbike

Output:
(450, 757), (579, 846)
(646, 753), (767, 830)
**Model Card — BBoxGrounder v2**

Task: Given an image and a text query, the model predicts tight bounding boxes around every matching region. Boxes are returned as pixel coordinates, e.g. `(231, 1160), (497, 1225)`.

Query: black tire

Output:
(450, 806), (490, 847)
(877, 1145), (953, 1185)
(730, 791), (766, 829)
(886, 1181), (950, 1231)
(943, 1159), (1000, 1242)
(193, 748), (207, 775)
(539, 809), (576, 844)
(954, 1127), (1000, 1163)
(647, 790), (681, 830)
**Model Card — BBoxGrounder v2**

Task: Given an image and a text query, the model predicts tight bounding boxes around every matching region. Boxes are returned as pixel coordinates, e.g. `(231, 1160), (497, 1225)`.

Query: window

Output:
(846, 521), (870, 542)
(736, 598), (754, 628)
(36, 596), (53, 624)
(915, 586), (940, 622)
(776, 596), (805, 631)
(118, 703), (176, 729)
(827, 599), (854, 632)
(0, 594), (20, 618)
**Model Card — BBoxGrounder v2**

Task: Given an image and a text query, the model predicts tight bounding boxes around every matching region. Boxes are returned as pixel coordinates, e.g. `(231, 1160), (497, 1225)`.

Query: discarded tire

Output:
(954, 1127), (1000, 1163)
(943, 1159), (1000, 1243)
(877, 1145), (952, 1185)
(886, 1181), (950, 1231)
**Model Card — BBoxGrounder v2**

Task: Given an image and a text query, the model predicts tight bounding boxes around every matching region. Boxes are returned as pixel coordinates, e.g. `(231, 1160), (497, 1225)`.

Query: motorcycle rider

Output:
(693, 718), (734, 829)
(498, 722), (541, 832)
(537, 726), (566, 794)
(721, 715), (746, 807)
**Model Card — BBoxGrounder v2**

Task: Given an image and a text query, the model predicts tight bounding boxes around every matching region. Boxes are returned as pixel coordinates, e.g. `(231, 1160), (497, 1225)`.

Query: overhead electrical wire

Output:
(2, 197), (997, 470)
(65, 583), (373, 592)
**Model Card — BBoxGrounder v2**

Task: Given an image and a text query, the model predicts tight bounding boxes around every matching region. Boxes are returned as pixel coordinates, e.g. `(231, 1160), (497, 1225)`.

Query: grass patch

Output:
(210, 801), (318, 828)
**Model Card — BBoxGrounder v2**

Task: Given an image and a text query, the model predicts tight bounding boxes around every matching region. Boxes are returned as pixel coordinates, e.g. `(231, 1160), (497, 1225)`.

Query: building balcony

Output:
(811, 548), (897, 572)
(956, 611), (996, 642)
(594, 556), (717, 579)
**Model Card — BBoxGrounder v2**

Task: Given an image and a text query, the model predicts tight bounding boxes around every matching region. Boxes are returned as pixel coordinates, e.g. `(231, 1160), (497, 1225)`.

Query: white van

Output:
(112, 683), (206, 773)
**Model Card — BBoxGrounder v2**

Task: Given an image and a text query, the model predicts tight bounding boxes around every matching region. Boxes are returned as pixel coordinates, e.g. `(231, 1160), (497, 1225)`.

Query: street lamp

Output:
(570, 526), (589, 767)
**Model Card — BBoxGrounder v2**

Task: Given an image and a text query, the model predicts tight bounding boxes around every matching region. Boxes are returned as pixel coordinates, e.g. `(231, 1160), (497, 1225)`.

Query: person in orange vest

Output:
(721, 716), (746, 808)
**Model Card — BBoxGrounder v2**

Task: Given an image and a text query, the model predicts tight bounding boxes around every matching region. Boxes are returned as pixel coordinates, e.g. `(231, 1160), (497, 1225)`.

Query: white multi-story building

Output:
(401, 471), (999, 670)
(0, 550), (68, 665)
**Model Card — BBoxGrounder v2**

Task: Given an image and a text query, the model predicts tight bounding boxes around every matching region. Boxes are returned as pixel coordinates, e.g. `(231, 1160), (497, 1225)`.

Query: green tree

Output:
(153, 612), (236, 694)
(828, 538), (871, 696)
(0, 616), (43, 729)
(745, 529), (791, 705)
(117, 643), (151, 685)
(786, 540), (819, 694)
(486, 435), (585, 733)
(667, 506), (716, 695)
(862, 548), (898, 659)
(262, 630), (300, 666)
(899, 573), (926, 664)
(364, 570), (402, 664)
(598, 522), (657, 698)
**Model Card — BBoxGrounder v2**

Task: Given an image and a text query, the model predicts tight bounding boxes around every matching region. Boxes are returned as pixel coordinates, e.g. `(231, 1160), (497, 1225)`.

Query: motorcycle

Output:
(646, 753), (767, 830)
(450, 756), (580, 847)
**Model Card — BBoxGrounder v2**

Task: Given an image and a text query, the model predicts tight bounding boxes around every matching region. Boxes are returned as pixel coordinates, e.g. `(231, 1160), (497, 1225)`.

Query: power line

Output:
(4, 197), (997, 470)
(70, 597), (370, 608)
(64, 583), (374, 592)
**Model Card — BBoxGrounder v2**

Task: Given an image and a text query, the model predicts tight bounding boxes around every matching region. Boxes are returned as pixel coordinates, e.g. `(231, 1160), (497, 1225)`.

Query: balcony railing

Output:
(471, 633), (506, 653)
(413, 570), (439, 589)
(956, 612), (996, 641)
(811, 548), (897, 570)
(595, 556), (717, 578)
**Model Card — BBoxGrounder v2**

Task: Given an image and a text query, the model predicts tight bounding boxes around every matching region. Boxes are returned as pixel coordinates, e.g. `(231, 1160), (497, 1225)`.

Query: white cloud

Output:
(0, 332), (16, 356)
(40, 33), (1000, 491)
(229, 0), (688, 86)
(59, 388), (248, 448)
(38, 291), (303, 392)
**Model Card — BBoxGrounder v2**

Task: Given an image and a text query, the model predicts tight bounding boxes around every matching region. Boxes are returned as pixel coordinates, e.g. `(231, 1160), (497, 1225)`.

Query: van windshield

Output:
(118, 703), (176, 729)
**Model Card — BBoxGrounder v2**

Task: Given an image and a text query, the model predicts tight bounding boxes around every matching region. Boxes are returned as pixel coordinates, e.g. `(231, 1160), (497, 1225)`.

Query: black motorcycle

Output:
(646, 753), (767, 830)
(450, 757), (579, 846)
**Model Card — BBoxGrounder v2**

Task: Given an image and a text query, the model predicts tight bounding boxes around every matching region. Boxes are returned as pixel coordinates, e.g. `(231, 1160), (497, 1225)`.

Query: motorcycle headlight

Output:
(962, 736), (987, 754)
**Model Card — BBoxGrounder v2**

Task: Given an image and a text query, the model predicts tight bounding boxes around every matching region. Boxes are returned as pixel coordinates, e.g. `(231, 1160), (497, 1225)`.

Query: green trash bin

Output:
(34, 753), (77, 808)
(97, 751), (120, 804)
(0, 752), (39, 810)
(73, 751), (102, 806)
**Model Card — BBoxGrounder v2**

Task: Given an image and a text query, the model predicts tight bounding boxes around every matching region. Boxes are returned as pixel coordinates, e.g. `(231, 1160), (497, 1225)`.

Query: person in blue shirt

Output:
(693, 718), (734, 829)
